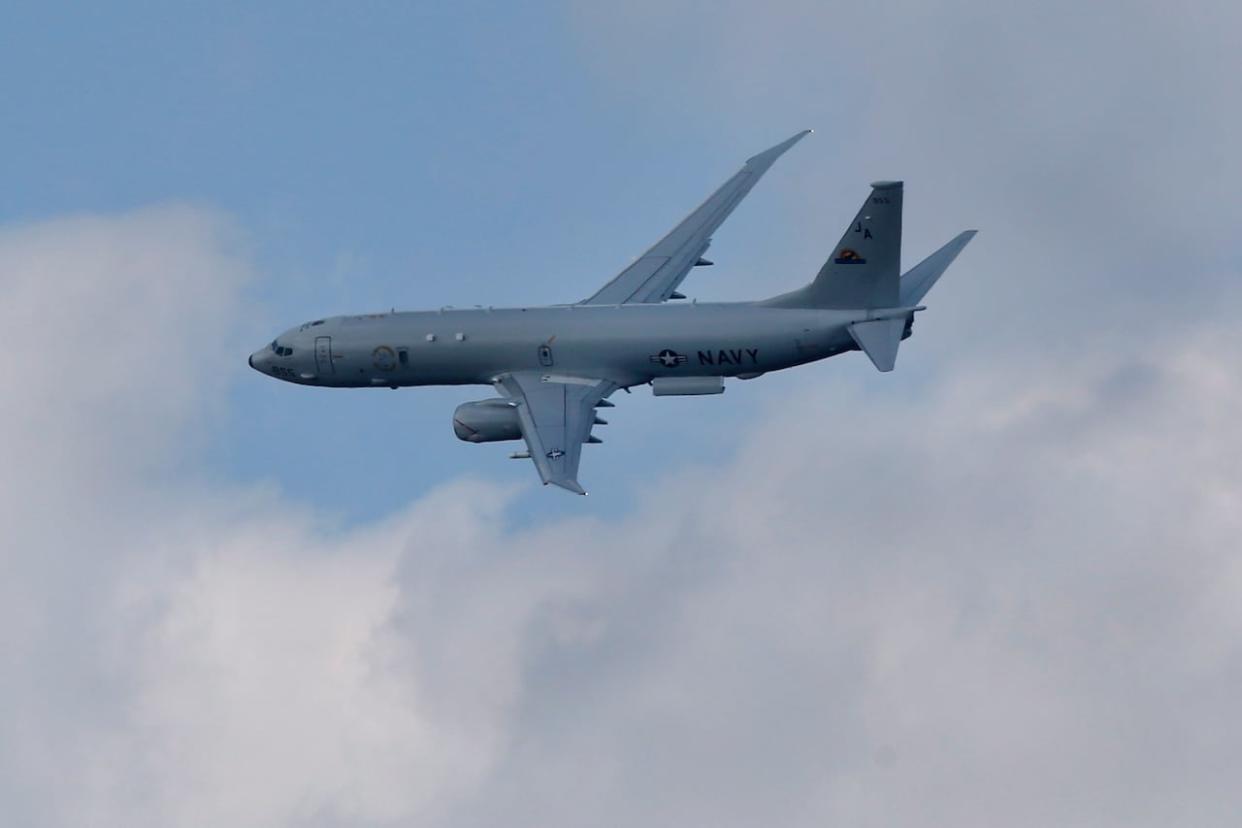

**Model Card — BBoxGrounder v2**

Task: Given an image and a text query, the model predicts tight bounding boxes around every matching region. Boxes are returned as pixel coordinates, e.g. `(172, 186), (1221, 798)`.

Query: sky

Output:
(2, 1), (1241, 825)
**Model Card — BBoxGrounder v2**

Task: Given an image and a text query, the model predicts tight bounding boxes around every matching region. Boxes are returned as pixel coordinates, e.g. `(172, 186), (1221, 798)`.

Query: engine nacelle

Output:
(453, 399), (522, 443)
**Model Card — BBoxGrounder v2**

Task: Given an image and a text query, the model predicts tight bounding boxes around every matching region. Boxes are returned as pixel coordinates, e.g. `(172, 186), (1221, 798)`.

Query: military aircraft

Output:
(250, 131), (975, 494)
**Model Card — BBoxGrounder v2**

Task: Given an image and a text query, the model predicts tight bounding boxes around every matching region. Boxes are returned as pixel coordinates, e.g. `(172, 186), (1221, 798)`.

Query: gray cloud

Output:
(568, 1), (1241, 353)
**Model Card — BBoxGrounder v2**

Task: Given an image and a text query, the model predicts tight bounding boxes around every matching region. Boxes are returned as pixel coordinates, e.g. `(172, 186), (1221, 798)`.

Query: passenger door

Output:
(315, 336), (333, 375)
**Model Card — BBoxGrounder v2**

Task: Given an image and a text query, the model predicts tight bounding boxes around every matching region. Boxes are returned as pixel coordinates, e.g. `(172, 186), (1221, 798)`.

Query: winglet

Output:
(745, 129), (812, 171)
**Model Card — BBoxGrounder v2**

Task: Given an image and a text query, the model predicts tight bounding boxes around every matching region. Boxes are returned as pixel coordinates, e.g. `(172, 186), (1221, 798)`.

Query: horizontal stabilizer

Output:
(848, 317), (906, 372)
(899, 230), (977, 305)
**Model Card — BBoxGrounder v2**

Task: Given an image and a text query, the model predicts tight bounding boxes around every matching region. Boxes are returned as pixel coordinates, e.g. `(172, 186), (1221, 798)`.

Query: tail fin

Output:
(899, 230), (977, 305)
(789, 181), (904, 309)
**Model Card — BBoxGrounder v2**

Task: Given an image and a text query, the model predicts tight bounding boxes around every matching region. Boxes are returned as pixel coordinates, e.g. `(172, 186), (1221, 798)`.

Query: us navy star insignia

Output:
(649, 348), (688, 368)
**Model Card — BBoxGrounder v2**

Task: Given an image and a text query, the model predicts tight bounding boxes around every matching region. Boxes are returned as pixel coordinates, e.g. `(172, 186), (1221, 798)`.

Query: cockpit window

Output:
(270, 340), (293, 357)
(311, 320), (325, 326)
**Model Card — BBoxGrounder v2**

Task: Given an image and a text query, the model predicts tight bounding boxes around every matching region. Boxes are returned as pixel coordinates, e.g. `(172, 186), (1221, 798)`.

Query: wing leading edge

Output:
(495, 372), (617, 495)
(580, 130), (811, 306)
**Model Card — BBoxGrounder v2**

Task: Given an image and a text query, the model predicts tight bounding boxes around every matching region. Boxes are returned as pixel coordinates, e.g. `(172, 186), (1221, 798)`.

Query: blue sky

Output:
(2, 2), (872, 520)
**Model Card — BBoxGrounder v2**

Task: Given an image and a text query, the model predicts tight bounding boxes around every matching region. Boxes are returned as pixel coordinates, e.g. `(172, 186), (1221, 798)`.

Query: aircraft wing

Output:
(580, 130), (811, 305)
(494, 372), (617, 495)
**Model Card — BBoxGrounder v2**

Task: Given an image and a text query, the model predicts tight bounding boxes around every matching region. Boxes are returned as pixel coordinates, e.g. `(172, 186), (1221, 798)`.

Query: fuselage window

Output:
(398, 348), (409, 367)
(538, 344), (553, 366)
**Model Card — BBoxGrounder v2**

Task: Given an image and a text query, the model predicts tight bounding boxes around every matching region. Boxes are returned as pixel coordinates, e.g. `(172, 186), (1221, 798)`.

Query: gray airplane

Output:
(249, 131), (975, 494)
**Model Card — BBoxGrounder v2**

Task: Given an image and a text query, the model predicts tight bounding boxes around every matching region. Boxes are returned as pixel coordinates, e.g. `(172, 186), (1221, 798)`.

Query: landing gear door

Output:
(315, 336), (333, 375)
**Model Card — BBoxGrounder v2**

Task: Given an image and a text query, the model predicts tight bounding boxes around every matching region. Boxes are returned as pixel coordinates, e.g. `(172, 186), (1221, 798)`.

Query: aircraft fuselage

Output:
(248, 302), (866, 390)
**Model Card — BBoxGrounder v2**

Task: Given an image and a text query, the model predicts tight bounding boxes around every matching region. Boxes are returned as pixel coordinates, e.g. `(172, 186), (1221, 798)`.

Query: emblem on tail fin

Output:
(834, 248), (867, 264)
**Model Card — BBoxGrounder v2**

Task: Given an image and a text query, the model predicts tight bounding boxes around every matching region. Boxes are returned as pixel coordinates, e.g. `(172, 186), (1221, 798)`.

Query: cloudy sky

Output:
(2, 2), (1240, 825)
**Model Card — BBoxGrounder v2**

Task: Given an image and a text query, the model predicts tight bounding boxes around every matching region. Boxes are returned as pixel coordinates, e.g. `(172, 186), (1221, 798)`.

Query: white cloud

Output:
(3, 4), (1242, 824)
(1, 197), (1240, 826)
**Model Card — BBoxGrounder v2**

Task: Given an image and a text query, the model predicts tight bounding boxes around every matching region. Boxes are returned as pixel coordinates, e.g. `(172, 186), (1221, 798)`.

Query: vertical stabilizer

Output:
(814, 180), (902, 308)
(763, 181), (904, 309)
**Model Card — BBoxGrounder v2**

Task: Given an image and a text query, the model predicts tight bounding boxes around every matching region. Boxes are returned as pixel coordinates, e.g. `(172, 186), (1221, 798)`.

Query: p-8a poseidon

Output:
(250, 131), (975, 494)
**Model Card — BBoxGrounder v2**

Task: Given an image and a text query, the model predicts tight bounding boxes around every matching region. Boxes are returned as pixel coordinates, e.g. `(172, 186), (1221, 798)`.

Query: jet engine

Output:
(453, 399), (522, 443)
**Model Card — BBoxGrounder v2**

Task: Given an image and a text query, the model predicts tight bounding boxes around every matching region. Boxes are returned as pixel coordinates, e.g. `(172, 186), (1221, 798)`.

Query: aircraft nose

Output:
(248, 348), (268, 373)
